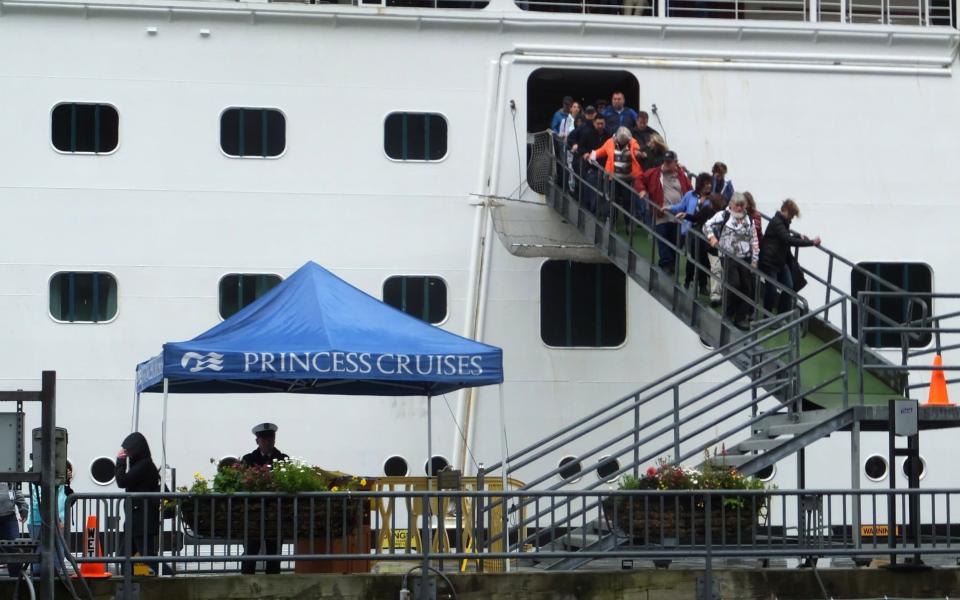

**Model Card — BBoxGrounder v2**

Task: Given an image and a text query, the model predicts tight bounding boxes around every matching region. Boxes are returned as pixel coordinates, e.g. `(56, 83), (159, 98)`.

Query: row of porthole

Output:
(556, 456), (778, 483)
(87, 454), (452, 485)
(91, 454), (924, 485)
(864, 454), (927, 482)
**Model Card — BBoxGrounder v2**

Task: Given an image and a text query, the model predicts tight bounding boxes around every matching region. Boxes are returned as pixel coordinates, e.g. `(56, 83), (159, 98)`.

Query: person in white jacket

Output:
(704, 193), (759, 329)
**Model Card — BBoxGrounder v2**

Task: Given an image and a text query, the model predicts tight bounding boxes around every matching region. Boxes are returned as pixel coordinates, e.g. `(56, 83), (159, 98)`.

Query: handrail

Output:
(555, 137), (803, 322)
(488, 302), (847, 543)
(524, 298), (842, 489)
(483, 305), (803, 473)
(549, 131), (907, 385)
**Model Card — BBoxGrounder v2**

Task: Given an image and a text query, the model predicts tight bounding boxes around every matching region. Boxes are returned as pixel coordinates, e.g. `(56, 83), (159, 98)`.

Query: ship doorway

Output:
(526, 68), (640, 133)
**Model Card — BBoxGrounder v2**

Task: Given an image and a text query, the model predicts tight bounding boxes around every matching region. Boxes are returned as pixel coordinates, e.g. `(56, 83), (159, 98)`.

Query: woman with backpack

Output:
(703, 193), (760, 330)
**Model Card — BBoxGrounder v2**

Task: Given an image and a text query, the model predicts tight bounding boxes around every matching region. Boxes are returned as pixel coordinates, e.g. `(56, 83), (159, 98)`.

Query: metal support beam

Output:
(39, 371), (56, 600)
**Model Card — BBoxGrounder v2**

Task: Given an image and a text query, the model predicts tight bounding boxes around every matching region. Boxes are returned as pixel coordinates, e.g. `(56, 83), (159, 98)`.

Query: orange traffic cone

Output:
(76, 515), (112, 579)
(925, 354), (953, 406)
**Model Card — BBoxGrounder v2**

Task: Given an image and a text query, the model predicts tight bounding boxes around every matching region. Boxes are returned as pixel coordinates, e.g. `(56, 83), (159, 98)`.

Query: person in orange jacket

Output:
(590, 127), (648, 226)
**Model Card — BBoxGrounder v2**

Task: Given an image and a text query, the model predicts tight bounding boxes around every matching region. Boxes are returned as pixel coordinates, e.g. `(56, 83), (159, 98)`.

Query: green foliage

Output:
(272, 459), (328, 493)
(183, 459), (373, 494)
(617, 455), (767, 492)
(212, 465), (247, 494)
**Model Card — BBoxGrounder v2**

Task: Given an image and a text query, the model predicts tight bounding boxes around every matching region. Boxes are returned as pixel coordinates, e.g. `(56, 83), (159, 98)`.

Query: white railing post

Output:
(839, 0), (847, 22)
(658, 0), (666, 16)
(809, 0), (820, 22)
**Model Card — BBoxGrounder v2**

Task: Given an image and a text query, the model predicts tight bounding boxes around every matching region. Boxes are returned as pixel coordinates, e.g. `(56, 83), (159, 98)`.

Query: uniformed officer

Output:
(241, 423), (289, 468)
(240, 422), (288, 575)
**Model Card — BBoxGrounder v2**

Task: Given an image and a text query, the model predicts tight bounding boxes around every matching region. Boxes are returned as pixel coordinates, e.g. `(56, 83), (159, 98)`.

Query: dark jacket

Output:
(566, 120), (593, 149)
(641, 145), (666, 171)
(115, 432), (161, 535)
(631, 125), (659, 147)
(758, 212), (815, 271)
(241, 447), (289, 468)
(683, 202), (720, 255)
(575, 126), (609, 158)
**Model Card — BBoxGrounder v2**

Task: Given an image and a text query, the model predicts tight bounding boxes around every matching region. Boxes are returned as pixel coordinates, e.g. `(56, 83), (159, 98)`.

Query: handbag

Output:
(789, 254), (808, 292)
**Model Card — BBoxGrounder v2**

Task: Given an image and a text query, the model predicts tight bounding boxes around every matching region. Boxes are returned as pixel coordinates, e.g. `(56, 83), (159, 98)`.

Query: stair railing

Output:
(545, 131), (910, 399)
(479, 298), (851, 550)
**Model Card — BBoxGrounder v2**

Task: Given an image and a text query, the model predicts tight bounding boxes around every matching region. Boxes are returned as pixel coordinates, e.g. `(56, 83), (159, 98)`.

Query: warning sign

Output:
(860, 524), (900, 537)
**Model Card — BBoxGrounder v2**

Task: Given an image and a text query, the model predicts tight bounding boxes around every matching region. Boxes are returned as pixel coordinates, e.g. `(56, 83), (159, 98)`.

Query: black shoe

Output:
(733, 319), (751, 331)
(710, 299), (721, 307)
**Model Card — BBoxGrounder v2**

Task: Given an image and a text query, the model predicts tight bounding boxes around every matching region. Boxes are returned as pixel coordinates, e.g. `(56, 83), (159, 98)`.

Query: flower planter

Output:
(179, 496), (369, 541)
(293, 525), (372, 574)
(601, 495), (764, 545)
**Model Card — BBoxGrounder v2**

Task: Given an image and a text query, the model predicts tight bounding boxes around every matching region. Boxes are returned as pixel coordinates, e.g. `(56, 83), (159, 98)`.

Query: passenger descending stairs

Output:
(478, 134), (953, 569)
(474, 133), (931, 570)
(535, 132), (907, 476)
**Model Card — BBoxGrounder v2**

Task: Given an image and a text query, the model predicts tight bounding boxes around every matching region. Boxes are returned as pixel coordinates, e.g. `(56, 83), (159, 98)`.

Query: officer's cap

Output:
(252, 422), (278, 436)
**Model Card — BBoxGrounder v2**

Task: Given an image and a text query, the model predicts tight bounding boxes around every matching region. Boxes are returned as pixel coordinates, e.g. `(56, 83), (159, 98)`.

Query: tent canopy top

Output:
(135, 261), (503, 396)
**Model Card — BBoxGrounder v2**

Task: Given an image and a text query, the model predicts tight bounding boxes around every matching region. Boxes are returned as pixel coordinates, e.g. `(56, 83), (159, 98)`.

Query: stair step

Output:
(734, 437), (784, 452)
(763, 422), (820, 437)
(757, 408), (845, 427)
(702, 454), (751, 467)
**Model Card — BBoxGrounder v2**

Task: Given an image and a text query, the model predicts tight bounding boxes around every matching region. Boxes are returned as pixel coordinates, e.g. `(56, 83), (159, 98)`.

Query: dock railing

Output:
(61, 487), (960, 595)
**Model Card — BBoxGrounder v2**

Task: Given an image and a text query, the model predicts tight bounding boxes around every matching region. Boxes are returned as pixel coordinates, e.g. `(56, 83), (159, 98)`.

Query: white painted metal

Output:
(0, 0), (956, 499)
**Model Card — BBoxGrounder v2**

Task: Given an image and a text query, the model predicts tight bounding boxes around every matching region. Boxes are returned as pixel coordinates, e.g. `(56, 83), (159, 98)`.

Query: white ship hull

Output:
(0, 0), (956, 492)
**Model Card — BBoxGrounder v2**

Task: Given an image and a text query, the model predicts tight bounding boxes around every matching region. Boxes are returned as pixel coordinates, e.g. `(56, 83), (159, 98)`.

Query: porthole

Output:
(424, 455), (449, 476)
(558, 455), (582, 482)
(596, 455), (620, 481)
(901, 455), (926, 481)
(754, 464), (776, 482)
(90, 456), (116, 486)
(384, 455), (409, 477)
(864, 455), (888, 482)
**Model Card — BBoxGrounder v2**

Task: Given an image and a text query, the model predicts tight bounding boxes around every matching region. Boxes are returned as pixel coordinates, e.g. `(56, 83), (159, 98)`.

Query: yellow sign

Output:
(382, 529), (418, 550)
(860, 524), (900, 537)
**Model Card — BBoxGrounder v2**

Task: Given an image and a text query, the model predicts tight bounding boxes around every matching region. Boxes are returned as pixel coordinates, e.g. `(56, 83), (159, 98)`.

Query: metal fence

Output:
(63, 488), (960, 578)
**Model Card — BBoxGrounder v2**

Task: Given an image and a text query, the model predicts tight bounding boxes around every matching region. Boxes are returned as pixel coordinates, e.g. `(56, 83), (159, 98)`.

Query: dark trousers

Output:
(1, 514), (22, 579)
(656, 222), (678, 271)
(612, 180), (635, 228)
(761, 263), (795, 315)
(723, 259), (754, 321)
(242, 538), (281, 574)
(583, 168), (600, 214)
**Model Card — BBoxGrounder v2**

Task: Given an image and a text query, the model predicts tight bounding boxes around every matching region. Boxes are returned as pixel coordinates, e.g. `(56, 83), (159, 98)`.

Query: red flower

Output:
(646, 467), (657, 477)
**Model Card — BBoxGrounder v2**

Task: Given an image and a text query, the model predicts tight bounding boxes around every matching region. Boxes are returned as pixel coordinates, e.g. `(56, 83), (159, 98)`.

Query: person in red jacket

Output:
(590, 127), (647, 227)
(641, 151), (691, 274)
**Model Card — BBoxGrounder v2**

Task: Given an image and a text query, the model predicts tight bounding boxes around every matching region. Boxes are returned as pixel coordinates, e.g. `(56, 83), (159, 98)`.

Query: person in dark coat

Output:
(115, 432), (162, 564)
(758, 199), (821, 314)
(575, 114), (610, 214)
(240, 423), (289, 575)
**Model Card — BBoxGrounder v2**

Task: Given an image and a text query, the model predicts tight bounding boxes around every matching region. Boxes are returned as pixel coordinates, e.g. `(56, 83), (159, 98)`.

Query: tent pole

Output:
(498, 383), (511, 572)
(427, 393), (433, 485)
(132, 390), (141, 432)
(161, 378), (169, 490)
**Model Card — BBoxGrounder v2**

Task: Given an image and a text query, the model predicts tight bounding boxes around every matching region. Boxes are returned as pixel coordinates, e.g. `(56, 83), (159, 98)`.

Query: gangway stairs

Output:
(475, 133), (960, 569)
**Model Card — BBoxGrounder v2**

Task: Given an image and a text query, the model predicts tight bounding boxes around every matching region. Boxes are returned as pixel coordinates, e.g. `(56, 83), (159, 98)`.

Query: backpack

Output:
(711, 210), (731, 242)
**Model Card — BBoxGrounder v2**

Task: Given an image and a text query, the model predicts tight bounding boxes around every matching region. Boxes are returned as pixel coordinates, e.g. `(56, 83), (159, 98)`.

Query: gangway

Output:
(475, 133), (960, 569)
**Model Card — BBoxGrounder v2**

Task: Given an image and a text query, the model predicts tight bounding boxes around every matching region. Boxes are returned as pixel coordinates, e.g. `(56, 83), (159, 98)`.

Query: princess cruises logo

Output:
(180, 352), (225, 373)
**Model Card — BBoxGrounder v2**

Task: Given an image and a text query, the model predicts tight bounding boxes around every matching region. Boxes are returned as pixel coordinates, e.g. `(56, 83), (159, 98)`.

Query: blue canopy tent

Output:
(134, 261), (505, 486)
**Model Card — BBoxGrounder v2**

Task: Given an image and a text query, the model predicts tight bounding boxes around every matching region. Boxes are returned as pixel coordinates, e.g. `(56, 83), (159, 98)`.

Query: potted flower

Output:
(177, 458), (373, 543)
(602, 456), (768, 545)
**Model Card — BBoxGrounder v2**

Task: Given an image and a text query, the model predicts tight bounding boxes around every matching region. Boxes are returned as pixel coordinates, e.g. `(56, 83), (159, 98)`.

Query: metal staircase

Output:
(475, 132), (960, 569)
